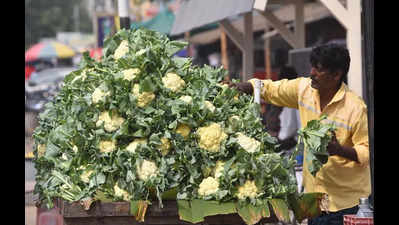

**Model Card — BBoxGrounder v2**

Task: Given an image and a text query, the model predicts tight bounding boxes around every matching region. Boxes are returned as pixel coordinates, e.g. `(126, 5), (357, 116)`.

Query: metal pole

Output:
(118, 0), (130, 30)
(362, 0), (374, 208)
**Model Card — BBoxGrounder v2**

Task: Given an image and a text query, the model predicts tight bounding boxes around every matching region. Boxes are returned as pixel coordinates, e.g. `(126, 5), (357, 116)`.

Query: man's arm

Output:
(327, 134), (359, 162)
(227, 81), (253, 95)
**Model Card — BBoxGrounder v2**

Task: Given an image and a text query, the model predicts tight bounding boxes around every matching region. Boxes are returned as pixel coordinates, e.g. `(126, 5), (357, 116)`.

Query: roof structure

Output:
(170, 0), (254, 36)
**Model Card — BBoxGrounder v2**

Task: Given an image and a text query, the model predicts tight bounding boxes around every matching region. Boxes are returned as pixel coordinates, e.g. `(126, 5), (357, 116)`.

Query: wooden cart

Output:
(52, 199), (280, 225)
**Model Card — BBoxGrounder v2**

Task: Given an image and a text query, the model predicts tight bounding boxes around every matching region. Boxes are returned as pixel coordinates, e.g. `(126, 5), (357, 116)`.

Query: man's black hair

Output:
(279, 65), (297, 80)
(310, 44), (350, 84)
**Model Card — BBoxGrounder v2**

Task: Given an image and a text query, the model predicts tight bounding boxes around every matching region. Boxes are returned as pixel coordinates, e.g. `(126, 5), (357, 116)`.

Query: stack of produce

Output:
(32, 28), (320, 224)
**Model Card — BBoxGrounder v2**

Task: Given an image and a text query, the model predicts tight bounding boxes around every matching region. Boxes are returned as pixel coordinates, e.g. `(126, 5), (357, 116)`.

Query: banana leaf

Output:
(287, 192), (327, 224)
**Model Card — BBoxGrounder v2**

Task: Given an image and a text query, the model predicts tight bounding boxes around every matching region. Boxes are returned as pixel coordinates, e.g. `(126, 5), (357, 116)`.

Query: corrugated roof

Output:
(170, 0), (254, 35)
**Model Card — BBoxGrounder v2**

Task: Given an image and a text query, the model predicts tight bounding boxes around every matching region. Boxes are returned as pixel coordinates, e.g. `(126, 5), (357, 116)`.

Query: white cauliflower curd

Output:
(132, 84), (155, 107)
(197, 123), (227, 152)
(236, 180), (258, 200)
(179, 95), (193, 104)
(126, 138), (147, 153)
(176, 123), (191, 139)
(198, 177), (219, 196)
(92, 87), (110, 104)
(204, 101), (215, 112)
(80, 169), (94, 183)
(137, 160), (159, 181)
(96, 111), (125, 132)
(236, 132), (260, 153)
(157, 137), (171, 156)
(162, 72), (185, 92)
(114, 183), (130, 201)
(122, 68), (140, 81)
(99, 140), (117, 153)
(114, 40), (129, 59)
(214, 160), (225, 179)
(37, 144), (46, 157)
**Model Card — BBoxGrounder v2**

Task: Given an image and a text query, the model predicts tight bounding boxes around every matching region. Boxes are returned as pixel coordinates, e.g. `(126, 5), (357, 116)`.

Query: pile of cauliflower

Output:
(32, 28), (298, 210)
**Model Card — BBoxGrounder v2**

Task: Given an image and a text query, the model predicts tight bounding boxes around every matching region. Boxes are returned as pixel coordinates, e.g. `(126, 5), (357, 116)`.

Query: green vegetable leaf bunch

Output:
(297, 115), (336, 177)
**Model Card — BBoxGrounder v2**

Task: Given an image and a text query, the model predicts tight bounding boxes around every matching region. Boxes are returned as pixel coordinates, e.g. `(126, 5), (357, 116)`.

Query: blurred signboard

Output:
(96, 15), (116, 47)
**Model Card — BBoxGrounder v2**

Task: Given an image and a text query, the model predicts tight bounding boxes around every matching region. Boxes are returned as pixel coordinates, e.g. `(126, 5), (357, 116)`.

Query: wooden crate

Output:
(55, 199), (280, 225)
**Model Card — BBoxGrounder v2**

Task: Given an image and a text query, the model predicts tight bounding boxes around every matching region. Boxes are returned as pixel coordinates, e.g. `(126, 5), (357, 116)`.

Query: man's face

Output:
(310, 64), (341, 91)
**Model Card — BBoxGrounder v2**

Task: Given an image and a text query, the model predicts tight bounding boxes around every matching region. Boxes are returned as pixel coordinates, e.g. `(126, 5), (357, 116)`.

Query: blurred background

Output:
(25, 1), (373, 224)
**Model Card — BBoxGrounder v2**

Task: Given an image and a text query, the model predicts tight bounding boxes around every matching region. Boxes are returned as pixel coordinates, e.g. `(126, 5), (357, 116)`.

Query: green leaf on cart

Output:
(287, 192), (327, 223)
(130, 200), (150, 222)
(269, 198), (290, 223)
(236, 201), (270, 225)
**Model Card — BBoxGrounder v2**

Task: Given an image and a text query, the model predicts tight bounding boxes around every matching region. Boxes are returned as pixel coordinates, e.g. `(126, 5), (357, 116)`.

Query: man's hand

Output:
(221, 80), (253, 95)
(327, 132), (359, 162)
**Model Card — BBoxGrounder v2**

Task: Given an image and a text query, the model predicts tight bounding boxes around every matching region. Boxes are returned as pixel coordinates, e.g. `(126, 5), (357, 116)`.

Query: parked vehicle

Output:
(25, 66), (77, 113)
(25, 67), (77, 136)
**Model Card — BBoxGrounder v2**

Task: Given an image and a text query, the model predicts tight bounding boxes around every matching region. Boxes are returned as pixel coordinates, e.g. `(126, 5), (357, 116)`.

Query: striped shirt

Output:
(249, 77), (371, 212)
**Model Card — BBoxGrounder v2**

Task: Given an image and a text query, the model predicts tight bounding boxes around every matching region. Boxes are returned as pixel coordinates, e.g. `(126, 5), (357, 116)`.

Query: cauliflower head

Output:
(198, 177), (219, 196)
(236, 132), (260, 153)
(80, 169), (94, 183)
(204, 101), (216, 112)
(176, 123), (191, 139)
(214, 160), (225, 179)
(137, 160), (159, 181)
(179, 95), (193, 104)
(114, 40), (129, 59)
(99, 140), (117, 153)
(162, 72), (185, 92)
(114, 183), (130, 201)
(122, 68), (141, 81)
(132, 84), (155, 107)
(92, 87), (110, 104)
(37, 144), (46, 157)
(96, 111), (125, 132)
(157, 137), (171, 156)
(126, 138), (147, 153)
(197, 123), (227, 152)
(236, 180), (258, 200)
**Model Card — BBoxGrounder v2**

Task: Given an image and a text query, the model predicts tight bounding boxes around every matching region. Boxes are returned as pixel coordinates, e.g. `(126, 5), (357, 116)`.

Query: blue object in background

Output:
(296, 154), (303, 165)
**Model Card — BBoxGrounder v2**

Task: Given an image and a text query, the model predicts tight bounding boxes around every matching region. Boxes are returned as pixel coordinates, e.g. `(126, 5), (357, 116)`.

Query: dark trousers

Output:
(308, 205), (359, 225)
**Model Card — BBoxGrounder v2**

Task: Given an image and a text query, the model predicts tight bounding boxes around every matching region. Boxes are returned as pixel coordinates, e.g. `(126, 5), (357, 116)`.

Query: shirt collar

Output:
(329, 82), (347, 104)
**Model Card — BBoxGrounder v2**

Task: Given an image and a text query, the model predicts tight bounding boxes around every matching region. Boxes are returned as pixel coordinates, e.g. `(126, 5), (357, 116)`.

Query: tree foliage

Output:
(25, 0), (93, 50)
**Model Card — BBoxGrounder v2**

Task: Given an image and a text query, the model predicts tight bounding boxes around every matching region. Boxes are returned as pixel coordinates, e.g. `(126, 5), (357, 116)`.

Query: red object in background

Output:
(36, 206), (63, 225)
(343, 215), (373, 225)
(252, 71), (278, 81)
(89, 48), (103, 61)
(25, 65), (35, 80)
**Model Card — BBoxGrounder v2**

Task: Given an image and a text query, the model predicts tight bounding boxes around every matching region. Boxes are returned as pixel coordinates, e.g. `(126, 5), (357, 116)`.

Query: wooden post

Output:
(294, 0), (305, 48)
(242, 12), (254, 82)
(264, 25), (271, 79)
(184, 31), (191, 56)
(220, 28), (230, 80)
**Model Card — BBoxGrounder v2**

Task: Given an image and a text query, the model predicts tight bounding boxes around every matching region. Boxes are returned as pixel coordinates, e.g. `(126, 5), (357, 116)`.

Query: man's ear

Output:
(334, 70), (343, 82)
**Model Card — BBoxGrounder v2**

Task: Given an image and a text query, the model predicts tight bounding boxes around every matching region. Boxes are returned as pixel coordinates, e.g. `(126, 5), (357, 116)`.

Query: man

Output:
(227, 44), (371, 225)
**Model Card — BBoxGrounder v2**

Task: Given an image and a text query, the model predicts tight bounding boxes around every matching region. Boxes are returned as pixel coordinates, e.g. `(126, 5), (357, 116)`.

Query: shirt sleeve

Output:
(351, 107), (370, 167)
(248, 78), (301, 109)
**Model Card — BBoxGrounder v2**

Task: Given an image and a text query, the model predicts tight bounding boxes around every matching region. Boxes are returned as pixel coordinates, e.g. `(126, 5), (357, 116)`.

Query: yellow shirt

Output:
(249, 77), (371, 212)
